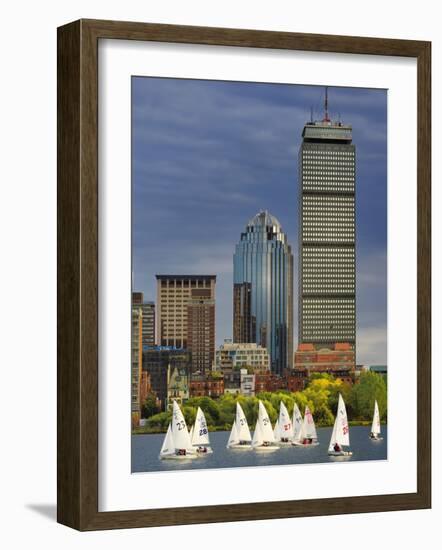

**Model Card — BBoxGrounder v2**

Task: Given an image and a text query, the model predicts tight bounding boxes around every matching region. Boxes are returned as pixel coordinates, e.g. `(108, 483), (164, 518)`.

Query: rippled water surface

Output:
(132, 425), (387, 473)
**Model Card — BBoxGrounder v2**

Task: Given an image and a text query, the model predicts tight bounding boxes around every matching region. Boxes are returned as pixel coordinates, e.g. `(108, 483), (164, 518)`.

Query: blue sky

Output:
(132, 77), (387, 365)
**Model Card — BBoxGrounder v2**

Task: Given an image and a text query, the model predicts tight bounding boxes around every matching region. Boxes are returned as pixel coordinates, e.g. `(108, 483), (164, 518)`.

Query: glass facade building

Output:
(233, 211), (294, 374)
(298, 115), (356, 350)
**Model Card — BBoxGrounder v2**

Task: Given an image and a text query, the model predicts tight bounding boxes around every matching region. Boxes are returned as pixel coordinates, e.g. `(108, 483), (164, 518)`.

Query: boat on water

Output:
(369, 400), (383, 440)
(227, 402), (253, 450)
(292, 405), (319, 447)
(328, 393), (353, 457)
(274, 402), (294, 445)
(190, 406), (213, 454)
(273, 419), (280, 441)
(291, 402), (303, 444)
(252, 401), (279, 452)
(159, 401), (198, 460)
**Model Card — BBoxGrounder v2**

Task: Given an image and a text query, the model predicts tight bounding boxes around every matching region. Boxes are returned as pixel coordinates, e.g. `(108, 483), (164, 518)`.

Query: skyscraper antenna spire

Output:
(324, 86), (330, 122)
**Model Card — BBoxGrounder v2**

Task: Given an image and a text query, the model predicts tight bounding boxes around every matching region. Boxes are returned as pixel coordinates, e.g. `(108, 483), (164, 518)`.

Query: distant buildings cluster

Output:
(131, 98), (373, 427)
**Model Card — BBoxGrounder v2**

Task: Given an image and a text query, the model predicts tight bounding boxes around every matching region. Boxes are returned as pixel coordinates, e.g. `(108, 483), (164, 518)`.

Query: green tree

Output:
(141, 393), (160, 419)
(350, 371), (387, 421)
(145, 411), (171, 431)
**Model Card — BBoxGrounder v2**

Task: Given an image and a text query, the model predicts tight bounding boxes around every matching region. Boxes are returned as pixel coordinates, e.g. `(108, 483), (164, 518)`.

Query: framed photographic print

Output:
(57, 19), (431, 531)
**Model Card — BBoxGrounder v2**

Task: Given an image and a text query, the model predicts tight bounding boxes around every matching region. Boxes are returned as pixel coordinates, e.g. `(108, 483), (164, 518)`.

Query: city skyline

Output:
(132, 77), (387, 365)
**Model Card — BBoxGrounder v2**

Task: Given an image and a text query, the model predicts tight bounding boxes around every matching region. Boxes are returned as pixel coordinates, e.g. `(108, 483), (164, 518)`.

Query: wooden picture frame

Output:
(57, 19), (431, 531)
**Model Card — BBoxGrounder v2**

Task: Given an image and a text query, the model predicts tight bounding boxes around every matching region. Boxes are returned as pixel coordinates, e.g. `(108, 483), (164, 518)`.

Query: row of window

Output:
(303, 237), (354, 243)
(303, 285), (355, 290)
(302, 300), (355, 306)
(303, 221), (355, 228)
(302, 204), (354, 211)
(302, 265), (355, 271)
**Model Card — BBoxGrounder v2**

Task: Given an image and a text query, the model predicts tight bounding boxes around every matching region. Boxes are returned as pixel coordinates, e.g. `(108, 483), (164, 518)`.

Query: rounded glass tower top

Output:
(247, 210), (282, 231)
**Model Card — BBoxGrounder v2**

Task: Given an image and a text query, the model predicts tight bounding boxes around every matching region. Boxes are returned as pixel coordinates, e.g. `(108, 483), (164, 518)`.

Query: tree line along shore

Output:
(133, 371), (387, 435)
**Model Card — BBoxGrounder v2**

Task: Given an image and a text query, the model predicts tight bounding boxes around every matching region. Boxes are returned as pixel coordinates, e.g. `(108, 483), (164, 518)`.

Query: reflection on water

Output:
(131, 425), (387, 473)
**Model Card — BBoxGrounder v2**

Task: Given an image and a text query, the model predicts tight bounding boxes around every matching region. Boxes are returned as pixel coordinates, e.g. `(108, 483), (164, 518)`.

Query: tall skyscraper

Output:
(298, 89), (356, 351)
(156, 275), (216, 350)
(233, 210), (294, 374)
(132, 292), (156, 347)
(187, 288), (215, 374)
(233, 282), (254, 343)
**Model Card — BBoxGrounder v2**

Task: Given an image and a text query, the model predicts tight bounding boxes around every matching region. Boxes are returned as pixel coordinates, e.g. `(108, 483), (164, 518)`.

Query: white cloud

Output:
(357, 326), (387, 365)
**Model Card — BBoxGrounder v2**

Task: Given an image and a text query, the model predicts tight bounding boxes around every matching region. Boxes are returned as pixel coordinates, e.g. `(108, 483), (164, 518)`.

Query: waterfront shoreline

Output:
(132, 419), (384, 435)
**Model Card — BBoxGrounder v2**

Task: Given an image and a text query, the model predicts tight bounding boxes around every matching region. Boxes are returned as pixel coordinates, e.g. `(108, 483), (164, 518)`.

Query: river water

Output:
(132, 425), (387, 473)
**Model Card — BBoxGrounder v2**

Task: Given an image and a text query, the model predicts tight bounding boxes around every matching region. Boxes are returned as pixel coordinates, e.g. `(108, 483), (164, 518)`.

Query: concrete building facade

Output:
(215, 340), (270, 372)
(187, 288), (215, 374)
(298, 94), (356, 351)
(156, 275), (216, 350)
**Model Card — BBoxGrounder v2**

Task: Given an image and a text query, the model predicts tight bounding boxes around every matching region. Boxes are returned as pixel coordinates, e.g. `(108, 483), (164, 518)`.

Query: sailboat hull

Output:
(253, 445), (279, 452)
(369, 436), (383, 441)
(292, 441), (319, 447)
(195, 446), (213, 455)
(328, 450), (353, 456)
(227, 443), (253, 450)
(159, 452), (198, 461)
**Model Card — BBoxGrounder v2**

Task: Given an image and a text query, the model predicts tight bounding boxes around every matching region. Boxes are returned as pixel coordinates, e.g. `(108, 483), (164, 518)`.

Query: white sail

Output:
(292, 402), (303, 442)
(273, 419), (280, 440)
(189, 424), (194, 441)
(252, 419), (263, 448)
(278, 402), (293, 439)
(236, 402), (252, 442)
(328, 416), (338, 453)
(160, 423), (175, 456)
(258, 400), (275, 442)
(191, 407), (210, 446)
(371, 400), (381, 436)
(171, 400), (192, 450)
(303, 406), (318, 440)
(328, 394), (350, 451)
(227, 420), (239, 447)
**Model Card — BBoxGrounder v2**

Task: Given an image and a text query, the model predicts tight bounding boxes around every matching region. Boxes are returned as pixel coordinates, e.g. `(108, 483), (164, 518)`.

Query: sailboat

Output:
(227, 402), (253, 450)
(159, 400), (197, 460)
(274, 402), (294, 444)
(191, 406), (213, 454)
(328, 393), (353, 456)
(273, 419), (280, 441)
(252, 401), (279, 452)
(369, 400), (383, 440)
(292, 405), (319, 446)
(291, 402), (303, 445)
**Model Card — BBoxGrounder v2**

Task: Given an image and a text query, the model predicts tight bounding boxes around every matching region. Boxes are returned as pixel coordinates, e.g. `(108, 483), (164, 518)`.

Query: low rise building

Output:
(254, 372), (286, 393)
(215, 340), (270, 372)
(166, 365), (189, 409)
(223, 369), (241, 395)
(292, 342), (355, 386)
(189, 372), (224, 398)
(142, 346), (191, 410)
(240, 369), (255, 396)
